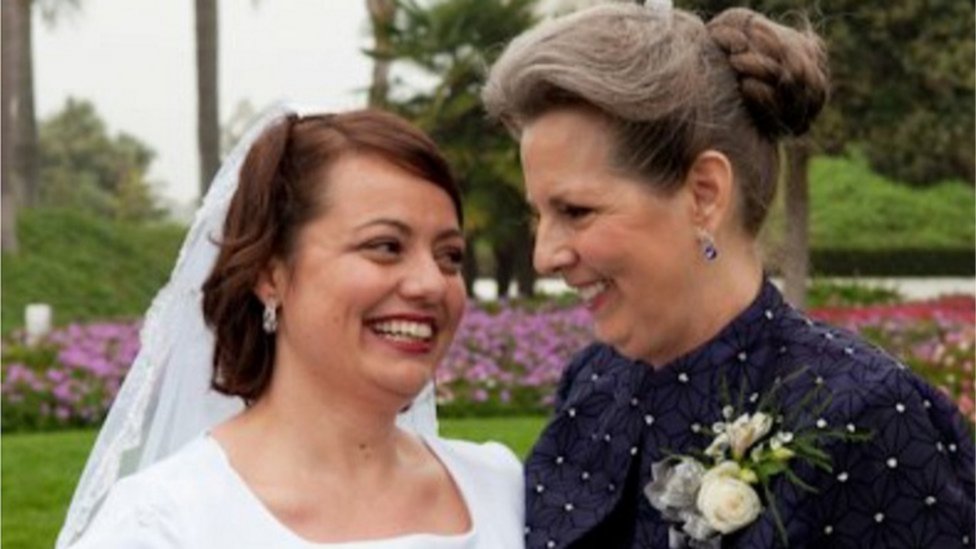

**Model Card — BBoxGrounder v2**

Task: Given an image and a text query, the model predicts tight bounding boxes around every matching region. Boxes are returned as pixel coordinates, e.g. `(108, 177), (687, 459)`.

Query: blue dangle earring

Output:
(696, 228), (718, 261)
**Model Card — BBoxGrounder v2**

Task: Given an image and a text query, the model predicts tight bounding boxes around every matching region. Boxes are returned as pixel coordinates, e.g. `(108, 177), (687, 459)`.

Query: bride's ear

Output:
(254, 259), (286, 303)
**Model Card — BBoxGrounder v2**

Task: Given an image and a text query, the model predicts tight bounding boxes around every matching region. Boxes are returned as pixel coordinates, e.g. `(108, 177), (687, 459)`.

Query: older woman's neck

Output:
(644, 242), (764, 367)
(691, 239), (765, 345)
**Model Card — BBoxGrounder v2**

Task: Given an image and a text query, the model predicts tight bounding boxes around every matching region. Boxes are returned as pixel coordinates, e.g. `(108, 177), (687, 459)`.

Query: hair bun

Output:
(706, 8), (828, 139)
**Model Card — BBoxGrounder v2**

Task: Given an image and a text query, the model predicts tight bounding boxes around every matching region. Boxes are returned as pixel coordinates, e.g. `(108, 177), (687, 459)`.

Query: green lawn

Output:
(1, 416), (548, 549)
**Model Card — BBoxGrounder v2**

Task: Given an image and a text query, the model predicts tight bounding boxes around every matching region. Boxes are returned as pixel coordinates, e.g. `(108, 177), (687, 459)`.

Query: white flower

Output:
(645, 457), (706, 516)
(696, 461), (763, 534)
(726, 412), (773, 459)
(704, 432), (729, 459)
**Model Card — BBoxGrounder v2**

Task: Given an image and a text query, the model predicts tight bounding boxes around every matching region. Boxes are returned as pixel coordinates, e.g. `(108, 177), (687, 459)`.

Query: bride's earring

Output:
(262, 298), (279, 333)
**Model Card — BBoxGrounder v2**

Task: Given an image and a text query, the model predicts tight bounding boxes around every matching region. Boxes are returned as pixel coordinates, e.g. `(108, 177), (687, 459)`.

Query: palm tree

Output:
(1, 0), (80, 253)
(195, 0), (219, 197)
(366, 0), (397, 107)
(1, 0), (31, 253)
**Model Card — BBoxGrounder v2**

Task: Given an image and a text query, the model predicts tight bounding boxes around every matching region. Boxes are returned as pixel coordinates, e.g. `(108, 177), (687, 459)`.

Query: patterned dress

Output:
(524, 280), (975, 548)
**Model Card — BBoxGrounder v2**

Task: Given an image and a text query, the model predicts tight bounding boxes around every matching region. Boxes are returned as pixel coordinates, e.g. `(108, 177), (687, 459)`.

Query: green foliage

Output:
(761, 153), (975, 275)
(0, 418), (547, 547)
(1, 208), (185, 334)
(806, 279), (903, 308)
(386, 0), (538, 290)
(809, 249), (974, 277)
(808, 154), (975, 248)
(682, 0), (975, 184)
(39, 98), (163, 221)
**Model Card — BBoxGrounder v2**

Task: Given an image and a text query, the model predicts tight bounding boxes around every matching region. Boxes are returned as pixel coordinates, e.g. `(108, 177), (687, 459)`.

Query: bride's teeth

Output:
(371, 320), (434, 341)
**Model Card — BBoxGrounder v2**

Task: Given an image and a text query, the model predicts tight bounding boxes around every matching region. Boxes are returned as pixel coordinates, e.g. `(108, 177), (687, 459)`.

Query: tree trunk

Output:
(195, 0), (219, 198)
(366, 0), (396, 107)
(514, 229), (536, 297)
(18, 0), (39, 207)
(493, 241), (515, 300)
(462, 236), (479, 296)
(782, 139), (811, 310)
(2, 0), (29, 253)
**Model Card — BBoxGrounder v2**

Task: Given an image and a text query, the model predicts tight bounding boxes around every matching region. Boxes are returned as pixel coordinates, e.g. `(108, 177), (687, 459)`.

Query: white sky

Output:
(34, 0), (374, 211)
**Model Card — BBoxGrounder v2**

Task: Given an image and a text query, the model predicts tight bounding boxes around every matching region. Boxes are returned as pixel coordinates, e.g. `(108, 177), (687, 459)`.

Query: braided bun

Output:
(707, 8), (828, 139)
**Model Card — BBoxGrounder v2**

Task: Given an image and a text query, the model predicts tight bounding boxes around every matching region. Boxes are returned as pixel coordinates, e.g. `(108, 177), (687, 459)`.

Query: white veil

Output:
(56, 102), (439, 548)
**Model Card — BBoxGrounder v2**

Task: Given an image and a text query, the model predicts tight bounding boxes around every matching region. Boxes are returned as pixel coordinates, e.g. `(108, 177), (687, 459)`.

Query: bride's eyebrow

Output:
(353, 219), (462, 241)
(354, 218), (411, 235)
(434, 228), (464, 242)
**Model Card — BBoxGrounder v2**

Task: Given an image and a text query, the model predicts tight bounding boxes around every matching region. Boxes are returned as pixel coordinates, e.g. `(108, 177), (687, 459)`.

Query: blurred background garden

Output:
(2, 0), (974, 547)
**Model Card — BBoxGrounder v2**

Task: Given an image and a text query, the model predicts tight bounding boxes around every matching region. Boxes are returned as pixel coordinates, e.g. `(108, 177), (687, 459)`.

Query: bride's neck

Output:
(218, 367), (413, 478)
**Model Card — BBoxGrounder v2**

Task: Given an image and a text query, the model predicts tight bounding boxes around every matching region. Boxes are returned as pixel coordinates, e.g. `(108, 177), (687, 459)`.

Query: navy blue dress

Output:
(524, 280), (975, 548)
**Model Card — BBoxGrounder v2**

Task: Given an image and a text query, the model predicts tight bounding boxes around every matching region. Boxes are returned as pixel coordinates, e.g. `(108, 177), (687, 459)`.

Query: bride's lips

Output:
(365, 313), (439, 354)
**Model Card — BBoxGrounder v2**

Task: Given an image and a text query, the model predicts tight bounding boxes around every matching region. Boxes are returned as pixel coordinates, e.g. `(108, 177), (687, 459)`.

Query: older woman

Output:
(484, 4), (974, 548)
(59, 108), (524, 548)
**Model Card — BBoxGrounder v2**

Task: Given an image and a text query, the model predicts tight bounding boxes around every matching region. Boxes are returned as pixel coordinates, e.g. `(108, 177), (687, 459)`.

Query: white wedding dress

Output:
(69, 434), (524, 548)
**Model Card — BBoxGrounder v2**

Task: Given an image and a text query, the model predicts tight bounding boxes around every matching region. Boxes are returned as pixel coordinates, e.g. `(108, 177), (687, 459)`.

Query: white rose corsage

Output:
(644, 382), (869, 548)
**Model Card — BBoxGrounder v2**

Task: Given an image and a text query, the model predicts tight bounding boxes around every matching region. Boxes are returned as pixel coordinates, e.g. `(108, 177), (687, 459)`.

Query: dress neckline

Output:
(201, 434), (477, 547)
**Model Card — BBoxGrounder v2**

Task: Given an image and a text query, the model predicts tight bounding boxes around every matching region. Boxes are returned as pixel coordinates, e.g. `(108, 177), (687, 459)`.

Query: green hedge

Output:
(810, 248), (975, 276)
(1, 208), (186, 334)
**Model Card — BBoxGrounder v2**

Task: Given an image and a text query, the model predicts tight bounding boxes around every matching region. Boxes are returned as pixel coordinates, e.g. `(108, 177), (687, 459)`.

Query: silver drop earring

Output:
(262, 299), (278, 333)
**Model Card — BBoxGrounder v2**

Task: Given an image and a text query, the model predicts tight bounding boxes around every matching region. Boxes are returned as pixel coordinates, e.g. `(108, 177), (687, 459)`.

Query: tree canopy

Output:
(38, 98), (162, 221)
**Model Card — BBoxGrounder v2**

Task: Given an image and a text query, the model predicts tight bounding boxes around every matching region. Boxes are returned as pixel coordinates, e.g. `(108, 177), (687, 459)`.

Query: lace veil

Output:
(56, 102), (439, 547)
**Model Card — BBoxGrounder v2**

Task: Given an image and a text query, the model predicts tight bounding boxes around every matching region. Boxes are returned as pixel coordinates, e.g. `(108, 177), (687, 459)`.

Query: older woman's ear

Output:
(684, 150), (734, 234)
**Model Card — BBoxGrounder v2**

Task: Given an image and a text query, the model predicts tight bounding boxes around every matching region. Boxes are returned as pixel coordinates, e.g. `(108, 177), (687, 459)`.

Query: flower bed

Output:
(809, 295), (975, 425)
(2, 322), (140, 430)
(3, 296), (973, 430)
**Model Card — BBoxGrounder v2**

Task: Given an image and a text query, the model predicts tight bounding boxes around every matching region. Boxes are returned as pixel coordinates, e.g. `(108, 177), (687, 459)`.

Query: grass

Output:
(2, 430), (97, 549)
(0, 416), (548, 549)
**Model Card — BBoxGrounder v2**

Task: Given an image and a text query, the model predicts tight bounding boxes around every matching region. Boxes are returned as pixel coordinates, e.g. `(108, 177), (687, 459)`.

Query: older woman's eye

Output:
(560, 204), (593, 219)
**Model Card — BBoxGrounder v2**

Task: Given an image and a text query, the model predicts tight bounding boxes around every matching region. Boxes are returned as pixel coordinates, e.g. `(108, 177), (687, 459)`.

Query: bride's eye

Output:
(362, 238), (403, 261)
(436, 246), (466, 274)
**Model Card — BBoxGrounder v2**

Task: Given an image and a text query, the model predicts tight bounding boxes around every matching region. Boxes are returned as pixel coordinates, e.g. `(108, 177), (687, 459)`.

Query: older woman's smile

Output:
(573, 279), (611, 309)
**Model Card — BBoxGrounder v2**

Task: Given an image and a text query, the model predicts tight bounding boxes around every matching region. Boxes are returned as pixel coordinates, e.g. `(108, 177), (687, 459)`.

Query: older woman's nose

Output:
(533, 221), (576, 276)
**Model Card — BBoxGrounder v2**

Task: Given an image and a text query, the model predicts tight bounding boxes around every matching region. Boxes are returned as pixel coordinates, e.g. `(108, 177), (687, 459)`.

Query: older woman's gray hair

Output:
(482, 3), (828, 235)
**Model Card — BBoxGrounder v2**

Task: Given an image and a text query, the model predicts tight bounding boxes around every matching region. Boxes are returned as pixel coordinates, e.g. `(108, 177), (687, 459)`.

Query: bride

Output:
(57, 105), (524, 548)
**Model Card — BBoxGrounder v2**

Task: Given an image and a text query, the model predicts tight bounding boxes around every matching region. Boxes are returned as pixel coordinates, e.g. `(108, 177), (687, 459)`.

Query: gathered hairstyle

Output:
(201, 109), (461, 403)
(482, 5), (828, 235)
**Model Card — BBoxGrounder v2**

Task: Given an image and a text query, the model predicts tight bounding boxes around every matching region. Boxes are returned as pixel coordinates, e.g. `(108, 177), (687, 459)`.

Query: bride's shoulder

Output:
(110, 436), (229, 507)
(428, 436), (523, 479)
